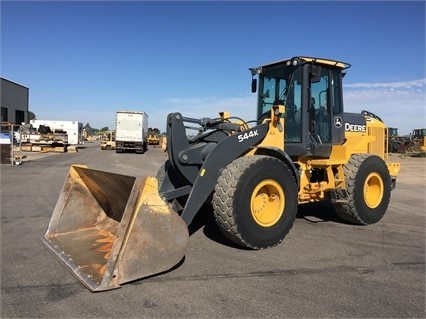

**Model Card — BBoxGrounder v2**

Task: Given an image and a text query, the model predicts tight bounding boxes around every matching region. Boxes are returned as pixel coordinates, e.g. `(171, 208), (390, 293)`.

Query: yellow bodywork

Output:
(297, 116), (400, 203)
(100, 131), (116, 150)
(241, 105), (400, 205)
(147, 134), (160, 145)
(422, 137), (426, 154)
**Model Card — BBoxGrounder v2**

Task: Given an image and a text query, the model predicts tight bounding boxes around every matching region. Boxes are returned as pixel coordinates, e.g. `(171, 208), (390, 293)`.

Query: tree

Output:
(28, 111), (36, 121)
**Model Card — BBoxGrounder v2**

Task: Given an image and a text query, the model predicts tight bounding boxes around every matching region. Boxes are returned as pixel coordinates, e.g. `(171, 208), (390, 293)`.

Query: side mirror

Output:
(251, 78), (257, 93)
(310, 66), (321, 83)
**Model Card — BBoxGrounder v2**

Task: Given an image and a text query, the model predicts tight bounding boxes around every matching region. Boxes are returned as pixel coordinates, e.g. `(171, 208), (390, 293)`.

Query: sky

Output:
(1, 1), (425, 135)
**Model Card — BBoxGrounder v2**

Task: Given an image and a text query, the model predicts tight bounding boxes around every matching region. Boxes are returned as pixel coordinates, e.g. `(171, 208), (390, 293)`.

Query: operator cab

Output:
(251, 56), (351, 158)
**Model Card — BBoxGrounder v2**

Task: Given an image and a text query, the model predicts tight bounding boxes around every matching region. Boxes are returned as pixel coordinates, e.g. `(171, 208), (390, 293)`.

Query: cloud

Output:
(343, 79), (425, 135)
(344, 79), (426, 90)
(34, 79), (424, 136)
(149, 78), (425, 135)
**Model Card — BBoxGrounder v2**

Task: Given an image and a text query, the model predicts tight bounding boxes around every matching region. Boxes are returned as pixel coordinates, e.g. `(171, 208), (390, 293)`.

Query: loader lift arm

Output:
(160, 112), (270, 226)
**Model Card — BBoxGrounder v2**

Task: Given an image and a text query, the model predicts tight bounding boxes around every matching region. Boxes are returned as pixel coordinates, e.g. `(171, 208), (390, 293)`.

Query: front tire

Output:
(212, 155), (298, 249)
(334, 154), (391, 225)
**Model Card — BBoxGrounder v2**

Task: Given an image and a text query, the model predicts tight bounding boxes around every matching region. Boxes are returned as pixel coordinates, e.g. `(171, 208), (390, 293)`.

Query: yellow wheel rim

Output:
(251, 180), (285, 227)
(363, 172), (384, 209)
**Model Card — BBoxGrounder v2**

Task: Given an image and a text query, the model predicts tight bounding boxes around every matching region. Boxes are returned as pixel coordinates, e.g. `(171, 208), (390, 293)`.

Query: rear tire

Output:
(212, 155), (298, 249)
(334, 154), (391, 225)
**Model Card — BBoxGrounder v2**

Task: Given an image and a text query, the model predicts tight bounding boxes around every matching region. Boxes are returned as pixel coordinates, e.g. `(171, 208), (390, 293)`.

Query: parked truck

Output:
(115, 111), (148, 153)
(30, 120), (83, 145)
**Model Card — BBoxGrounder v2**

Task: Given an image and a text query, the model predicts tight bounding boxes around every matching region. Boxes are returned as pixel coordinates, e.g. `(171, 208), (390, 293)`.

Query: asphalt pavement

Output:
(1, 142), (425, 318)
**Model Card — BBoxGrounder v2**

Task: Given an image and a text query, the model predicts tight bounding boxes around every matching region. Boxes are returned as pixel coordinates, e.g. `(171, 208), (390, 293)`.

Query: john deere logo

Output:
(334, 116), (342, 128)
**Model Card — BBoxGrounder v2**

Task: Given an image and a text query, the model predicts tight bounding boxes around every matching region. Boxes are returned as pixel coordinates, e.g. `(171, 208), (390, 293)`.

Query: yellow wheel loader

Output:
(42, 56), (400, 291)
(100, 130), (116, 150)
(410, 128), (426, 156)
(147, 127), (161, 146)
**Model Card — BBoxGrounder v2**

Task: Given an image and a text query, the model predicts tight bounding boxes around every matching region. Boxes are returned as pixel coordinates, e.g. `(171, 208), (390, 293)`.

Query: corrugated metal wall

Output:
(1, 78), (29, 124)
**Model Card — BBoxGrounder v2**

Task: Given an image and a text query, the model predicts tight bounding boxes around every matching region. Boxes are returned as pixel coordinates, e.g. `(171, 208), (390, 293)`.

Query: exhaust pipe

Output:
(41, 165), (188, 291)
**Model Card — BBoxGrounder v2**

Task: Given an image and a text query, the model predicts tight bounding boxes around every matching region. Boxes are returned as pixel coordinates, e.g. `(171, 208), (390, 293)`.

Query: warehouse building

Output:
(1, 77), (29, 125)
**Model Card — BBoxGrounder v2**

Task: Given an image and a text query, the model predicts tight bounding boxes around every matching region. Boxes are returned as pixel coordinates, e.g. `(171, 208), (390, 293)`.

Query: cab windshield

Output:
(257, 65), (302, 117)
(257, 64), (303, 142)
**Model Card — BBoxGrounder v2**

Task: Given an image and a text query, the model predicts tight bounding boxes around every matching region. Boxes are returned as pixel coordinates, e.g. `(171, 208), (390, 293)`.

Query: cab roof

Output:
(260, 56), (351, 70)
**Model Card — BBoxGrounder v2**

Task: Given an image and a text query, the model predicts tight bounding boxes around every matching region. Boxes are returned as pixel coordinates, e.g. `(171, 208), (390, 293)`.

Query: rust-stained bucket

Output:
(41, 165), (189, 292)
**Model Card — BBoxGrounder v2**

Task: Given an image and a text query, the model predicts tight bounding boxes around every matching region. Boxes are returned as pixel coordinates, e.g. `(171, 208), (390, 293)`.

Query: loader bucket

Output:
(41, 165), (189, 292)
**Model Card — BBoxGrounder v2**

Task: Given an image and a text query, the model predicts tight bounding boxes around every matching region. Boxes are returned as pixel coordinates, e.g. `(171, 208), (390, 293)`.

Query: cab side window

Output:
(310, 68), (331, 143)
(330, 69), (343, 115)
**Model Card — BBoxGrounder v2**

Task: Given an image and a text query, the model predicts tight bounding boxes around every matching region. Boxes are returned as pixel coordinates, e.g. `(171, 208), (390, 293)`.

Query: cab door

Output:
(308, 66), (332, 158)
(308, 66), (346, 157)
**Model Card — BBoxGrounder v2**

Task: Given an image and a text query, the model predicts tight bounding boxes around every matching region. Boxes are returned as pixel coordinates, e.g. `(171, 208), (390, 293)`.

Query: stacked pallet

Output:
(20, 144), (67, 153)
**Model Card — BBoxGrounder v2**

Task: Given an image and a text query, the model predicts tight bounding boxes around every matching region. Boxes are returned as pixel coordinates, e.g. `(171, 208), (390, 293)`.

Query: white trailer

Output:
(115, 111), (148, 153)
(30, 120), (83, 145)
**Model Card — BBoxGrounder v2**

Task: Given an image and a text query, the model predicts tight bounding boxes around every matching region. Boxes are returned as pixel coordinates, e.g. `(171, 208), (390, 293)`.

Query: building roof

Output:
(1, 77), (29, 89)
